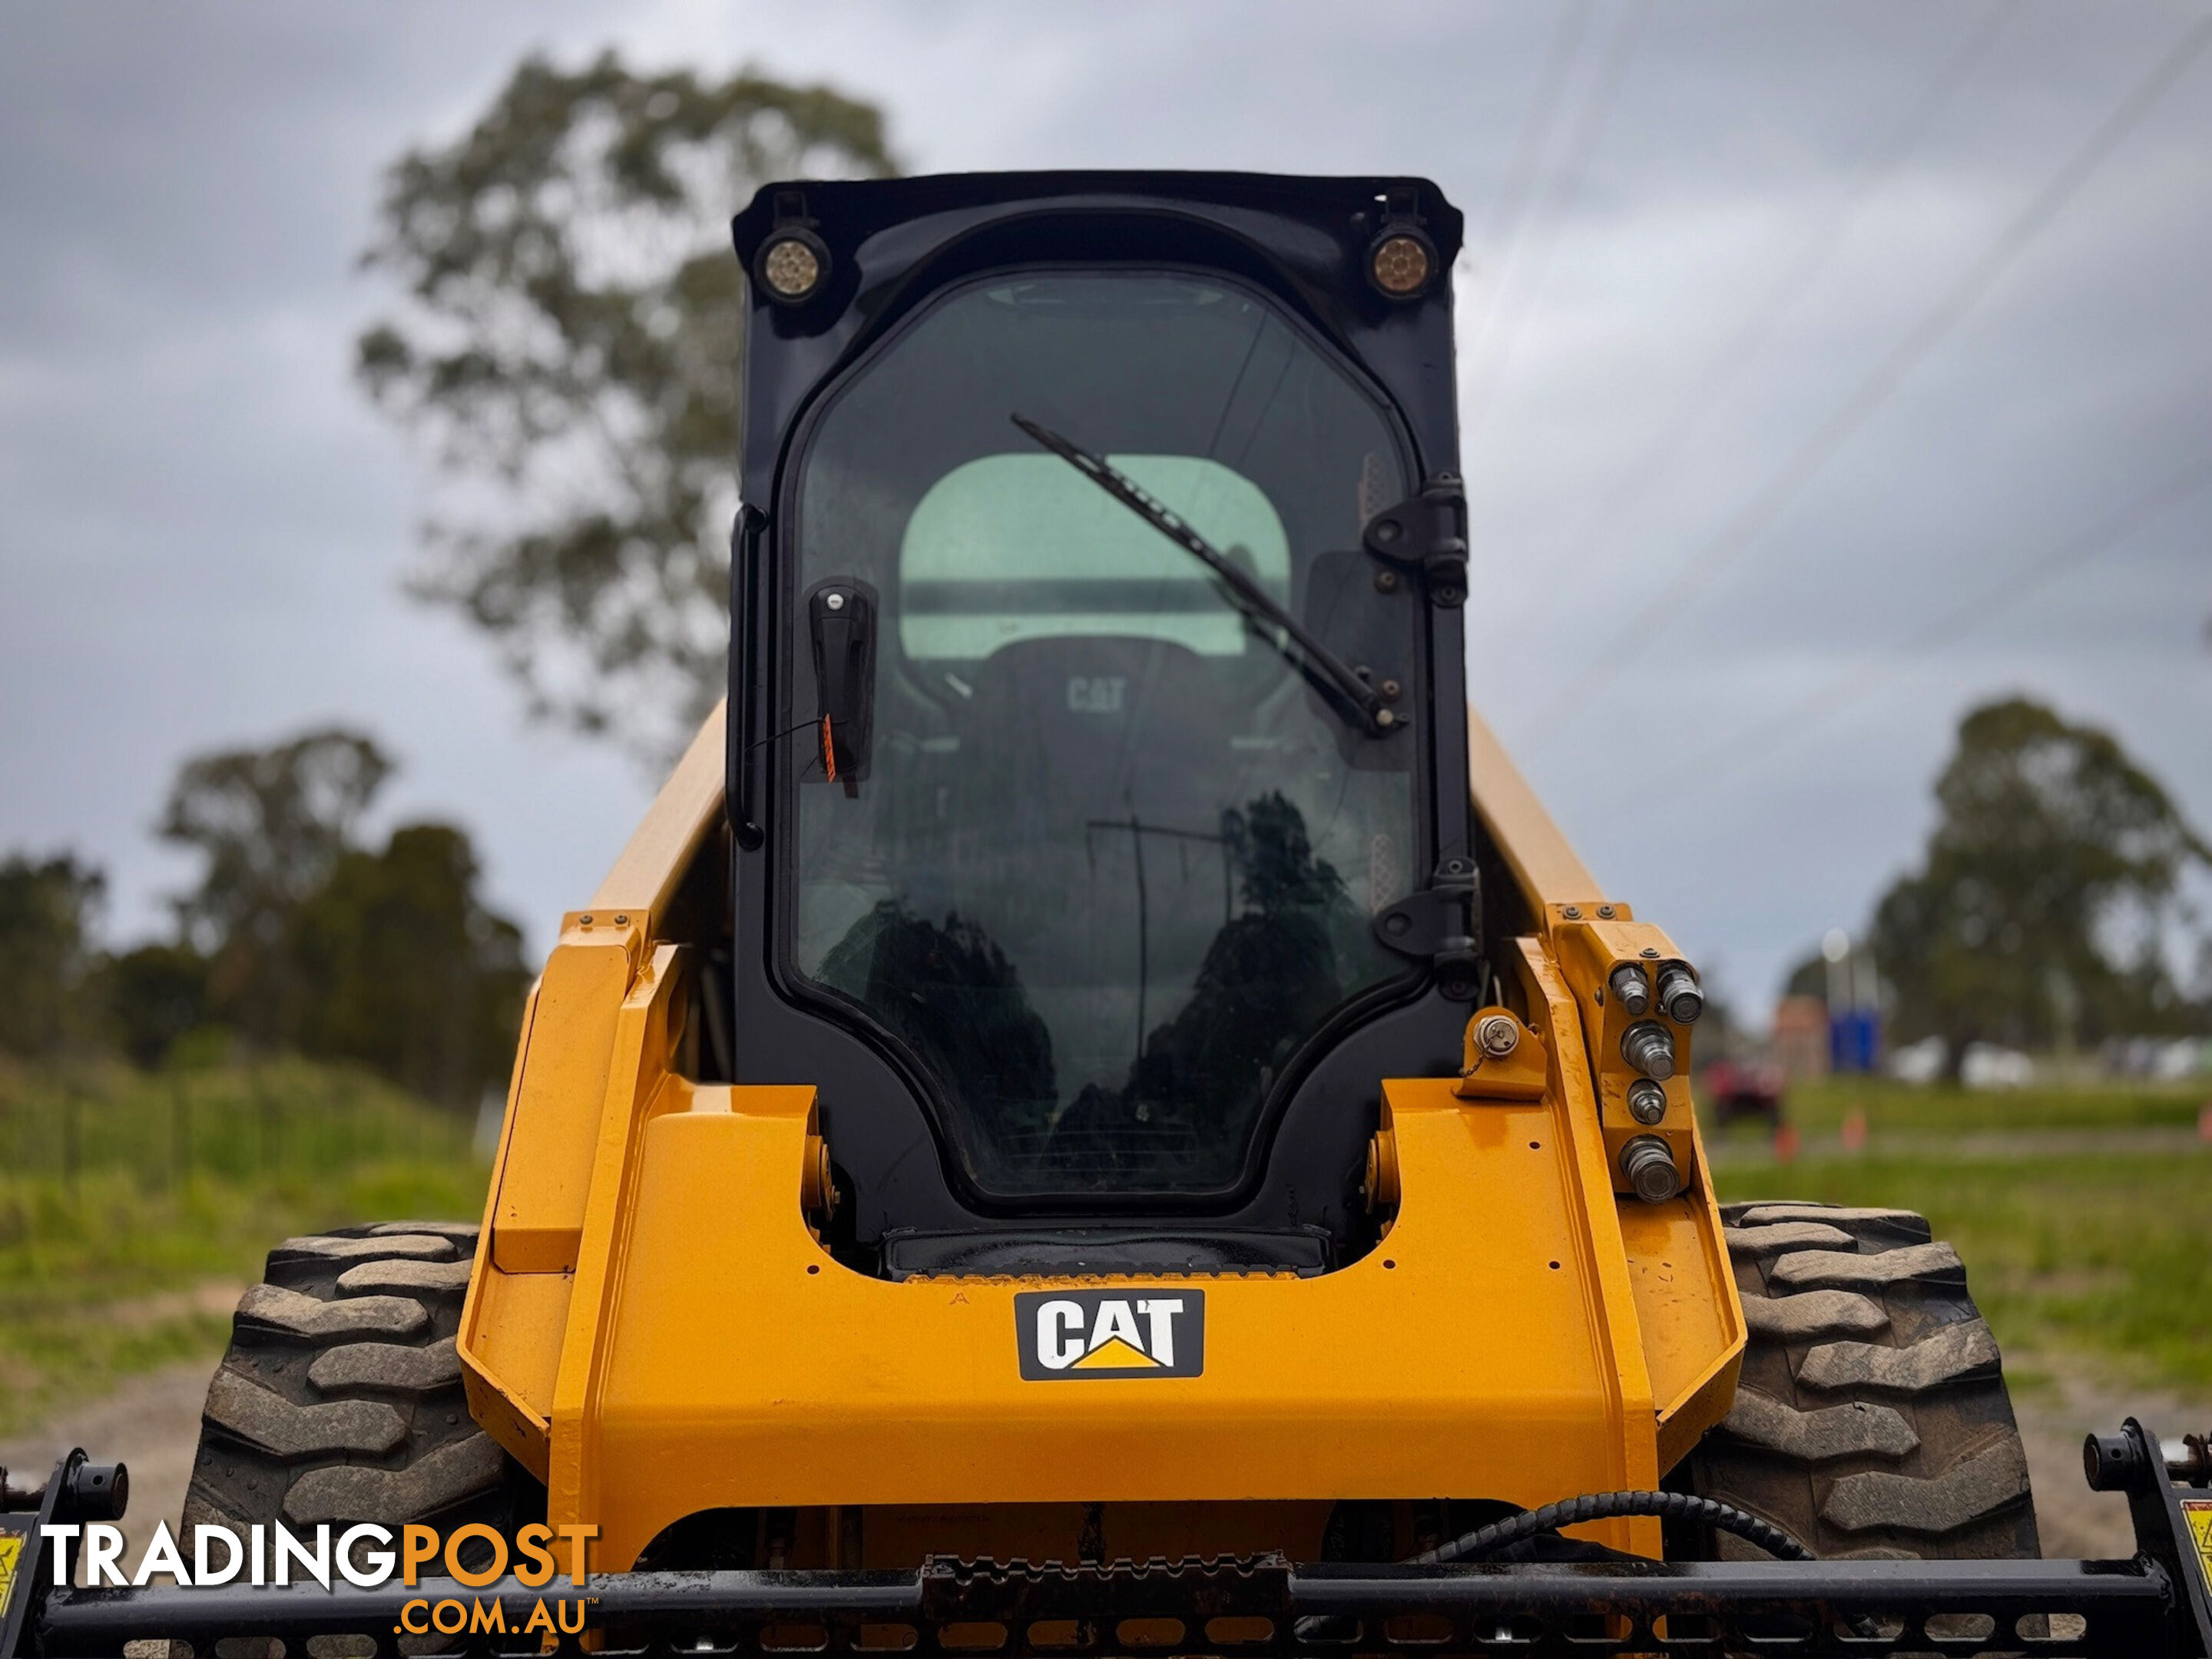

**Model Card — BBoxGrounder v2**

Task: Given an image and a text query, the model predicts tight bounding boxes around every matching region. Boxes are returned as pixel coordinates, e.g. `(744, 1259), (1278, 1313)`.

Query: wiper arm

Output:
(1011, 414), (1401, 736)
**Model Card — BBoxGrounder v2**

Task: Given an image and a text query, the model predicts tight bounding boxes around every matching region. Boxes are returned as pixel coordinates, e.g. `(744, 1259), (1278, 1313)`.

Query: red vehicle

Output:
(1701, 1056), (1786, 1125)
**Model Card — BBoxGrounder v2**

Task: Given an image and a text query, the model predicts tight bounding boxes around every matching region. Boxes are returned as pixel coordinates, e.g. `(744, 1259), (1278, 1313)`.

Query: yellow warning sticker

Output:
(2184, 1498), (2212, 1598)
(0, 1532), (21, 1621)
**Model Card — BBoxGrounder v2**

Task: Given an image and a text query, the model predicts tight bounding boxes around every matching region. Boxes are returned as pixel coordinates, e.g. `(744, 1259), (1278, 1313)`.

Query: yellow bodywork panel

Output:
(490, 926), (639, 1273)
(459, 1265), (569, 1482)
(587, 705), (727, 936)
(458, 705), (1743, 1569)
(1621, 1154), (1746, 1472)
(572, 1075), (1656, 1568)
(1465, 707), (1604, 914)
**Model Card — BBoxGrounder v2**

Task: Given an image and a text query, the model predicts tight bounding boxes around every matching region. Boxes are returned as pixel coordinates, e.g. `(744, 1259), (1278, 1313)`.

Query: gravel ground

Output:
(2008, 1354), (2210, 1560)
(0, 1357), (215, 1584)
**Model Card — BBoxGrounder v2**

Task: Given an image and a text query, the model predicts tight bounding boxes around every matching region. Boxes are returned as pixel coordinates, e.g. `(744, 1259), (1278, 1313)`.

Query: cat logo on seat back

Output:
(1015, 1289), (1206, 1379)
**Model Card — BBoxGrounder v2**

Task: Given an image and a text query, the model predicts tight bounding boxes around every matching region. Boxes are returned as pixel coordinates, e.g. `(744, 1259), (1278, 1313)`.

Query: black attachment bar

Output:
(2089, 1418), (2212, 1654)
(0, 1451), (128, 1659)
(15, 1420), (2211, 1659)
(25, 1552), (2191, 1659)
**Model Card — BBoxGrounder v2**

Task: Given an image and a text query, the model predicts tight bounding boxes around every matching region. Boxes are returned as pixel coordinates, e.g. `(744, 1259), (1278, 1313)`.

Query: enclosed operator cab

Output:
(727, 174), (1482, 1280)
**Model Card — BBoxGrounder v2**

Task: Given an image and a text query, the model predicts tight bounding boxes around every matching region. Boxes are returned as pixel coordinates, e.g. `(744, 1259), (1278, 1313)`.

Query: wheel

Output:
(1684, 1201), (2039, 1560)
(184, 1222), (532, 1535)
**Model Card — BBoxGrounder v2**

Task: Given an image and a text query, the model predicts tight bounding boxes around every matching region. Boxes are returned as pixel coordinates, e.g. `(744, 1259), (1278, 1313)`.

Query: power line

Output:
(1462, 0), (1654, 445)
(1462, 0), (1597, 359)
(1535, 12), (2212, 737)
(1644, 450), (2212, 798)
(1552, 0), (2018, 594)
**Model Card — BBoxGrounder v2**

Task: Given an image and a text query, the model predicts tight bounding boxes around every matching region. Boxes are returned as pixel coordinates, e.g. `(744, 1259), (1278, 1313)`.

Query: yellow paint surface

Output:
(491, 931), (637, 1273)
(580, 1078), (1651, 1566)
(454, 707), (1746, 1575)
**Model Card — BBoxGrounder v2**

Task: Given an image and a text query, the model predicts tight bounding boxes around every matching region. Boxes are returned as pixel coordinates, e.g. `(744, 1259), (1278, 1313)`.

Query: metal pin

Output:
(1608, 964), (1651, 1018)
(1621, 1021), (1676, 1081)
(1621, 1135), (1681, 1202)
(1626, 1078), (1667, 1125)
(1657, 963), (1704, 1024)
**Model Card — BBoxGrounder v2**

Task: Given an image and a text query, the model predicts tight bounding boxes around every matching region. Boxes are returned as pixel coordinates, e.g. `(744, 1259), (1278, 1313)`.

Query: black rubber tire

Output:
(183, 1221), (530, 1535)
(1684, 1201), (2040, 1561)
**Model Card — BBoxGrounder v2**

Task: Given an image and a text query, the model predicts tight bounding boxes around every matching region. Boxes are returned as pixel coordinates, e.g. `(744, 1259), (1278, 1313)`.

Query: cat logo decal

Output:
(1015, 1289), (1205, 1379)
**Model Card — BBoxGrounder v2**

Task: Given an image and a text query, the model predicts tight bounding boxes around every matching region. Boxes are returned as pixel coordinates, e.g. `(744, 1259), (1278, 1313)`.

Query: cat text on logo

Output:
(1036, 1296), (1182, 1369)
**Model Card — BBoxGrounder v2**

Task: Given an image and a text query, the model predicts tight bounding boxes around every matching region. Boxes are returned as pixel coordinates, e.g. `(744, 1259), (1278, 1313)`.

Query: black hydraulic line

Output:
(1411, 1489), (1815, 1565)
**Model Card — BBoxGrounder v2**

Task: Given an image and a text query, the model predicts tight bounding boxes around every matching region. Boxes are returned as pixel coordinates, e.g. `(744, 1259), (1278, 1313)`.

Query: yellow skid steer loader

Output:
(8, 172), (2210, 1659)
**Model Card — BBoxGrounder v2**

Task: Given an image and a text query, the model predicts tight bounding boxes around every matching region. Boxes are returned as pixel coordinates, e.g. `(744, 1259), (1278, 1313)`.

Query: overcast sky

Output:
(4, 1), (2207, 1020)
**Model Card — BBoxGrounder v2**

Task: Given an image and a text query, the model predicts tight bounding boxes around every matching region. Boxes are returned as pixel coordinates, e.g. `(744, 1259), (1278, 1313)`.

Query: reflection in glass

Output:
(791, 272), (1419, 1196)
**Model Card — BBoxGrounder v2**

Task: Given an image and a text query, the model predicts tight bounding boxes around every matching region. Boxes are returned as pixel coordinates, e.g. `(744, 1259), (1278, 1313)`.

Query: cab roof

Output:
(728, 171), (1465, 503)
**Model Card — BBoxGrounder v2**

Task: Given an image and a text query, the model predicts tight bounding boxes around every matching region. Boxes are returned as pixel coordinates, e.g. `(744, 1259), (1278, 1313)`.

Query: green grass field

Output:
(0, 1059), (488, 1436)
(2, 1061), (2206, 1439)
(1710, 1075), (2212, 1401)
(1741, 1074), (2207, 1137)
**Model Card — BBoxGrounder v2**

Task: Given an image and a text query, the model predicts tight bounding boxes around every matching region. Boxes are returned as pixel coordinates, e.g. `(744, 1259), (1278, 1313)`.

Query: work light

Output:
(757, 230), (829, 303)
(1368, 231), (1435, 299)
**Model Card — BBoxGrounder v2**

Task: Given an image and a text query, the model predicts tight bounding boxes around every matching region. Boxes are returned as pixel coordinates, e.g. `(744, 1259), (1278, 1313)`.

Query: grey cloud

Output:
(1, 0), (2204, 1014)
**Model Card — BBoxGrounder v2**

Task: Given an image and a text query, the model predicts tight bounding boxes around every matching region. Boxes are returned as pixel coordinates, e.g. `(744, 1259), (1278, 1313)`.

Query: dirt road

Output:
(0, 1358), (213, 1582)
(2008, 1355), (2207, 1560)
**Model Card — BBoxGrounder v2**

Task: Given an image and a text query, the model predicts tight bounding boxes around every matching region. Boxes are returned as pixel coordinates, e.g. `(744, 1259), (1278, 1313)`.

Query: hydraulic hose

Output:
(1409, 1491), (1816, 1565)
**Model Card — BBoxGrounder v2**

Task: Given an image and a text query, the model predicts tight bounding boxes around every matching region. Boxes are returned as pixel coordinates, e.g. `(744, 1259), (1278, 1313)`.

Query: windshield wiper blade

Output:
(1011, 414), (1401, 736)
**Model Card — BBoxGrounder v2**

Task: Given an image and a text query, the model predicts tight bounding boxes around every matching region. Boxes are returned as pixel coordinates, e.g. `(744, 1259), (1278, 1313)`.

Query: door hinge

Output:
(1363, 475), (1468, 607)
(1373, 857), (1482, 1000)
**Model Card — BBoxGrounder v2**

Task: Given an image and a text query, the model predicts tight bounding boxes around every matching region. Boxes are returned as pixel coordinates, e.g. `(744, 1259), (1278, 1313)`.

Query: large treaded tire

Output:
(184, 1222), (527, 1534)
(1686, 1201), (2039, 1560)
